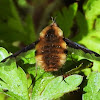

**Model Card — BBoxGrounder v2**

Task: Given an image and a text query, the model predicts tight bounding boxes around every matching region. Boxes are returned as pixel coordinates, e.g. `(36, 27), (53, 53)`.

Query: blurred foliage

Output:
(0, 0), (100, 100)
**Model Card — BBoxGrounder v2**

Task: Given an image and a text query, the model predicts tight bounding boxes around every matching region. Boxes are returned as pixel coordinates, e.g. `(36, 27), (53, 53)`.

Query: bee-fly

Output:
(1, 20), (100, 71)
(35, 22), (67, 71)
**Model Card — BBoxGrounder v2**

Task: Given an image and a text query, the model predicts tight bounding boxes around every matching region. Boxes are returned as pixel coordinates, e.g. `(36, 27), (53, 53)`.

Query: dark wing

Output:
(63, 38), (100, 61)
(1, 40), (39, 62)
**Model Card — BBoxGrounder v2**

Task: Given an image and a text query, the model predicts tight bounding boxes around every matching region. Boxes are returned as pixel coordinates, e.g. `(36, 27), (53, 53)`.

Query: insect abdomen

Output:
(35, 23), (67, 71)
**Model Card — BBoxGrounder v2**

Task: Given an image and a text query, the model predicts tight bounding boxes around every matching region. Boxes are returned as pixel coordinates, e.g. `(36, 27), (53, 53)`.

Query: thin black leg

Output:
(1, 40), (39, 62)
(28, 74), (36, 89)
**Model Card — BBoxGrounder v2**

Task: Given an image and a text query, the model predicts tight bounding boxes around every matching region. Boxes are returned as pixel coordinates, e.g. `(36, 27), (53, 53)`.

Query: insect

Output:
(1, 20), (100, 71)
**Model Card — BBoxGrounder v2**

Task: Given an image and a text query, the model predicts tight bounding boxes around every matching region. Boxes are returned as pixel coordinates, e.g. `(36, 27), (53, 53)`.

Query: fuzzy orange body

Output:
(35, 23), (67, 71)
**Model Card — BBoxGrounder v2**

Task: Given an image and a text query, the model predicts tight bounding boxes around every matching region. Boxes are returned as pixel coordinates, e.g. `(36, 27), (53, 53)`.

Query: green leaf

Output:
(0, 47), (10, 61)
(54, 3), (78, 37)
(92, 61), (100, 72)
(31, 67), (83, 100)
(18, 50), (36, 64)
(72, 11), (88, 42)
(83, 0), (100, 30)
(83, 72), (100, 100)
(0, 48), (29, 100)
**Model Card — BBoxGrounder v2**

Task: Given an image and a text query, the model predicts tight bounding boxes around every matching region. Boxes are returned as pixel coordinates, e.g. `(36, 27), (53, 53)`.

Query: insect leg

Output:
(28, 63), (38, 89)
(28, 74), (35, 89)
(1, 40), (39, 62)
